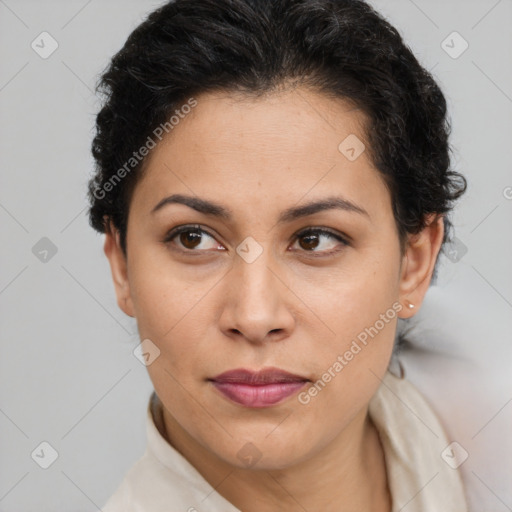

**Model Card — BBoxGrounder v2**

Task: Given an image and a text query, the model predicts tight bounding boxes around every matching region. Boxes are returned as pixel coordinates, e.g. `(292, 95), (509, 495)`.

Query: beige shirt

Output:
(103, 372), (468, 511)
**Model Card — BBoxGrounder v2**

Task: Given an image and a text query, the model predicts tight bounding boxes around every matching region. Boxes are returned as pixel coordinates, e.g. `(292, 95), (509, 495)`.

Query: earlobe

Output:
(103, 221), (135, 318)
(398, 214), (444, 318)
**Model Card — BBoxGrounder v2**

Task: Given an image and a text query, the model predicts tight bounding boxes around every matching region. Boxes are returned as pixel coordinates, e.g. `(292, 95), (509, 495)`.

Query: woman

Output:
(88, 0), (468, 510)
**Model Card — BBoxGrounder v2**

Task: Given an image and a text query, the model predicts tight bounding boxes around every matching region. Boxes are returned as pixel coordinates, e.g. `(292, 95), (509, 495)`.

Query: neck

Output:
(160, 404), (391, 512)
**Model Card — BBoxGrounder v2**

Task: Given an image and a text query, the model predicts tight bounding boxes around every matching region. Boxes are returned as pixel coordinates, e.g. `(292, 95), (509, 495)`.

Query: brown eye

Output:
(163, 225), (224, 253)
(292, 228), (348, 255)
(179, 229), (203, 250)
(299, 233), (321, 251)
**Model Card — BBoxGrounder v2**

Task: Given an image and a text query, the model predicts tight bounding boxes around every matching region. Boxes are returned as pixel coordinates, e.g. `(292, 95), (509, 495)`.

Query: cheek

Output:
(128, 247), (206, 336)
(297, 295), (398, 431)
(127, 251), (220, 379)
(297, 247), (400, 334)
(297, 251), (400, 393)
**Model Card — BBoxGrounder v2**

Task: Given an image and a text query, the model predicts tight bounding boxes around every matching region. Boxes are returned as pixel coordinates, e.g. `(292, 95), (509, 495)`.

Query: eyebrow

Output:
(151, 193), (370, 222)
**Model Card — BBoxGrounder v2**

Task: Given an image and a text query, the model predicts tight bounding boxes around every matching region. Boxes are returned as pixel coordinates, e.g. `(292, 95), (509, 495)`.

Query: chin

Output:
(212, 432), (316, 472)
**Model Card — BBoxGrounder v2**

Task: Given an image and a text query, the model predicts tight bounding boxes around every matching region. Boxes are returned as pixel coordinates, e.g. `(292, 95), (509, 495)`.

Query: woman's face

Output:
(105, 87), (437, 470)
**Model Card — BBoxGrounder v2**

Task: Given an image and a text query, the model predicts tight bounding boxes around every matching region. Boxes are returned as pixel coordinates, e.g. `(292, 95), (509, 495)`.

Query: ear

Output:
(398, 214), (444, 318)
(103, 219), (135, 318)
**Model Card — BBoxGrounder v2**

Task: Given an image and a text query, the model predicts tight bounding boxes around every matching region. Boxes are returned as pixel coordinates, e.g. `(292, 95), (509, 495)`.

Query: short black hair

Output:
(88, 0), (467, 270)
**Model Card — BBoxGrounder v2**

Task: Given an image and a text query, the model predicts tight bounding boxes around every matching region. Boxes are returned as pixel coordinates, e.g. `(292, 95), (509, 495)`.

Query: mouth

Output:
(207, 367), (310, 408)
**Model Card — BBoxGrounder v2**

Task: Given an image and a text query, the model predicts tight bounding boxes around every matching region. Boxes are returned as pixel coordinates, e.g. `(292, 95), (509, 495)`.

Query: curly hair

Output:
(88, 0), (467, 271)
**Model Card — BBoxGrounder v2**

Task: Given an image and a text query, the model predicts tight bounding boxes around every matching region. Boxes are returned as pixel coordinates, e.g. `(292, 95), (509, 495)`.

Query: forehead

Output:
(158, 88), (368, 161)
(131, 88), (392, 221)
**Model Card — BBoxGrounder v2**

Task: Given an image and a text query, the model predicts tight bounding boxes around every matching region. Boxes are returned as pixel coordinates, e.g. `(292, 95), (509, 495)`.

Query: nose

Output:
(218, 249), (296, 345)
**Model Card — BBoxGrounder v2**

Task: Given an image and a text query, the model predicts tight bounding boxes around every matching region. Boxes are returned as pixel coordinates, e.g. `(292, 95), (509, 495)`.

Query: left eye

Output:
(163, 226), (348, 254)
(291, 228), (348, 254)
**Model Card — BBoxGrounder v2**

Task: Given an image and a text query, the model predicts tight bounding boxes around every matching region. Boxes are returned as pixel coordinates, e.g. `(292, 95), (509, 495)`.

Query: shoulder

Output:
(101, 393), (240, 512)
(369, 371), (468, 512)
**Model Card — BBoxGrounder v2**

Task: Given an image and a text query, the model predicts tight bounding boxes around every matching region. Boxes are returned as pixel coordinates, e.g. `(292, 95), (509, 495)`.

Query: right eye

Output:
(163, 225), (226, 253)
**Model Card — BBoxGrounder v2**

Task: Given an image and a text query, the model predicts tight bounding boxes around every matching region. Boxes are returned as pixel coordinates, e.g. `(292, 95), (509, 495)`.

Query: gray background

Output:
(0, 0), (511, 510)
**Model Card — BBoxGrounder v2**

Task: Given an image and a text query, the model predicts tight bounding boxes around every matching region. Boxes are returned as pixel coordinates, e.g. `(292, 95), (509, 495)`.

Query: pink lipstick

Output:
(208, 367), (309, 408)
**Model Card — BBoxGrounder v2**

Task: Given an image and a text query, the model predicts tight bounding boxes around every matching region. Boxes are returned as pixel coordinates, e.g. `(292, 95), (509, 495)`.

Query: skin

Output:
(104, 86), (444, 511)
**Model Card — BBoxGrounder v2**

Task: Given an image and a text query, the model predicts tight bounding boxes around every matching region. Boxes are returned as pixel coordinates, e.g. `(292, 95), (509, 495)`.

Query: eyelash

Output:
(162, 224), (349, 256)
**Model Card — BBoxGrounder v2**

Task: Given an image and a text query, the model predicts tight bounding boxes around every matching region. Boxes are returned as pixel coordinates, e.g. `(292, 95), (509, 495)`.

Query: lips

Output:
(208, 367), (310, 408)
